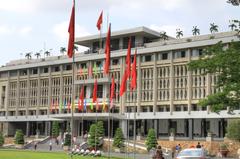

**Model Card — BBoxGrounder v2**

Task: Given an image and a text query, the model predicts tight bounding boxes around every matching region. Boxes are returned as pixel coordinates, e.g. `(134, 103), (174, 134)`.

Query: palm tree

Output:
(25, 52), (32, 60)
(210, 23), (218, 34)
(44, 51), (50, 57)
(60, 47), (66, 55)
(192, 26), (200, 36)
(229, 23), (237, 31)
(74, 45), (78, 52)
(35, 52), (41, 59)
(176, 29), (183, 39)
(159, 31), (168, 40)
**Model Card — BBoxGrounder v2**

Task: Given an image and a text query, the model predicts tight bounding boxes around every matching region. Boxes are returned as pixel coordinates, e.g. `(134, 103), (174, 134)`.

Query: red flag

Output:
(67, 2), (75, 58)
(79, 67), (83, 75)
(88, 65), (93, 77)
(110, 76), (115, 101)
(93, 79), (98, 103)
(119, 68), (128, 96)
(131, 49), (137, 90)
(126, 38), (131, 78)
(96, 11), (103, 31)
(67, 100), (71, 111)
(79, 86), (84, 111)
(104, 24), (111, 74)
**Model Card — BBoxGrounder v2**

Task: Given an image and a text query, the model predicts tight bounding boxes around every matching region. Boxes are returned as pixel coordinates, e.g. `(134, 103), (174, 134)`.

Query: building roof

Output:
(75, 26), (162, 47)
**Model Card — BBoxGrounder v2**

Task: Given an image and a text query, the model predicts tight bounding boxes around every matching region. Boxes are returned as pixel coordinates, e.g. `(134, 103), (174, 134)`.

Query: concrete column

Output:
(188, 119), (193, 140)
(37, 67), (41, 117)
(26, 69), (30, 117)
(187, 49), (192, 114)
(5, 72), (10, 119)
(153, 53), (157, 114)
(60, 65), (63, 114)
(120, 120), (128, 138)
(137, 55), (141, 114)
(169, 51), (174, 114)
(48, 66), (52, 116)
(26, 121), (30, 137)
(16, 71), (20, 117)
(206, 73), (211, 113)
(154, 119), (158, 138)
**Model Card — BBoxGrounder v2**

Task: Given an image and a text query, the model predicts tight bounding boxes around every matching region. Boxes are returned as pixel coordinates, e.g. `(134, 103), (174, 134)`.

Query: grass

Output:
(0, 149), (123, 159)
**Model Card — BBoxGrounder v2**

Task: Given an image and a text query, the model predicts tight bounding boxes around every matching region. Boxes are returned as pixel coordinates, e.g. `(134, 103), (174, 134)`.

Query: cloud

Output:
(53, 21), (91, 41)
(0, 25), (32, 36)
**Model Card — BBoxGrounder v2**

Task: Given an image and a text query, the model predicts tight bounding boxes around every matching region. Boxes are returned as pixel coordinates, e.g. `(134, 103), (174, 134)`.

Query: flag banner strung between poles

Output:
(131, 49), (137, 90)
(84, 99), (87, 111)
(59, 99), (63, 112)
(90, 99), (94, 110)
(80, 86), (84, 111)
(102, 98), (106, 111)
(104, 24), (111, 74)
(64, 99), (67, 109)
(67, 100), (71, 111)
(51, 99), (54, 112)
(96, 11), (103, 31)
(67, 2), (75, 58)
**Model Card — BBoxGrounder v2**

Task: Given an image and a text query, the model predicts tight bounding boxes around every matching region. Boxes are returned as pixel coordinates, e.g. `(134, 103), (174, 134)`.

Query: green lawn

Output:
(0, 150), (123, 159)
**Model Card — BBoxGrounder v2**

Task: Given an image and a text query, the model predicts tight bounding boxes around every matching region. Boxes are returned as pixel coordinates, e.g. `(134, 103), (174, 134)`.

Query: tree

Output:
(229, 22), (237, 31)
(210, 23), (219, 33)
(35, 52), (41, 59)
(96, 121), (104, 138)
(0, 132), (4, 146)
(74, 45), (78, 52)
(88, 123), (99, 149)
(14, 129), (24, 145)
(192, 26), (200, 36)
(188, 41), (240, 112)
(64, 134), (71, 146)
(60, 47), (66, 55)
(51, 121), (60, 138)
(145, 128), (157, 151)
(113, 128), (124, 149)
(176, 29), (183, 39)
(25, 52), (32, 60)
(227, 0), (240, 6)
(44, 51), (50, 57)
(159, 31), (168, 41)
(227, 119), (240, 141)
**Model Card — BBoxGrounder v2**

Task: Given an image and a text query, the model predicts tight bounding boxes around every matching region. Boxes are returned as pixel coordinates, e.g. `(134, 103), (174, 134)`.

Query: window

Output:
(20, 70), (27, 76)
(96, 61), (102, 67)
(191, 49), (203, 57)
(110, 39), (120, 51)
(174, 50), (186, 59)
(162, 53), (169, 60)
(123, 36), (135, 49)
(80, 63), (87, 68)
(10, 71), (17, 77)
(52, 66), (60, 72)
(64, 64), (72, 71)
(143, 55), (152, 62)
(32, 68), (38, 74)
(175, 105), (181, 111)
(43, 67), (48, 73)
(192, 104), (197, 111)
(112, 59), (119, 65)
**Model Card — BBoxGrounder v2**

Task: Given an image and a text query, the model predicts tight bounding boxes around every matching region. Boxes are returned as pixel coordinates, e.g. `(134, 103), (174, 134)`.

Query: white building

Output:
(0, 26), (239, 140)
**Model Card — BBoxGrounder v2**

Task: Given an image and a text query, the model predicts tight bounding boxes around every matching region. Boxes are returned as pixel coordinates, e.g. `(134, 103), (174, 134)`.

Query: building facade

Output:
(0, 27), (239, 140)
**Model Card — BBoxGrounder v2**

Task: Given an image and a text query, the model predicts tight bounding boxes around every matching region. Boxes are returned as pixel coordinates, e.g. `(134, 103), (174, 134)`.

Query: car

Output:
(176, 148), (209, 159)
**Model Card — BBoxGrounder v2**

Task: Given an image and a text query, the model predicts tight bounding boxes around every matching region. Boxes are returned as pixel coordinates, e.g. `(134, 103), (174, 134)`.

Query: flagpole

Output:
(70, 0), (75, 158)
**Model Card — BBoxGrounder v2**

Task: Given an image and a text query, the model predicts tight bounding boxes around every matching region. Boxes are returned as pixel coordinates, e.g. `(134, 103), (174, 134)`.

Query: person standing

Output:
(34, 142), (37, 150)
(49, 141), (52, 151)
(196, 142), (201, 148)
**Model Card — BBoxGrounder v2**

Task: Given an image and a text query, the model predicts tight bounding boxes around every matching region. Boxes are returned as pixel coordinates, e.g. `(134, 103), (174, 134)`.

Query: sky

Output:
(0, 0), (239, 66)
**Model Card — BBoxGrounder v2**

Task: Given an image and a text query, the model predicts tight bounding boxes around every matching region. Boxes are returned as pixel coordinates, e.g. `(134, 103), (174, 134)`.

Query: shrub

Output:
(0, 132), (4, 146)
(64, 134), (71, 146)
(113, 128), (124, 149)
(14, 129), (24, 145)
(96, 121), (104, 138)
(145, 128), (157, 151)
(227, 119), (240, 141)
(88, 123), (99, 149)
(52, 121), (60, 138)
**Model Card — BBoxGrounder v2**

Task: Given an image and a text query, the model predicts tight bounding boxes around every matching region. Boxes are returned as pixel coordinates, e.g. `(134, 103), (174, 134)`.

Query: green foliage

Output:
(96, 121), (105, 138)
(145, 128), (157, 151)
(14, 129), (24, 145)
(88, 123), (99, 149)
(188, 41), (240, 112)
(51, 121), (60, 138)
(64, 134), (71, 146)
(227, 119), (240, 141)
(0, 132), (4, 146)
(113, 128), (124, 149)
